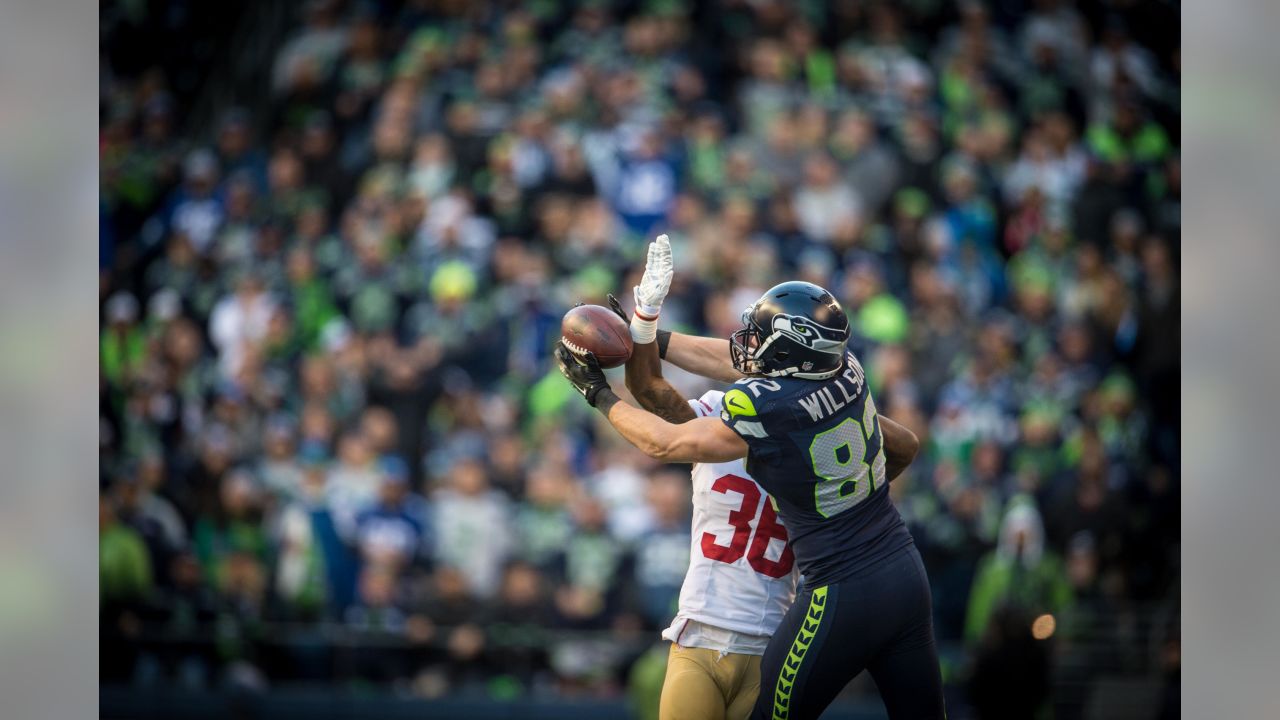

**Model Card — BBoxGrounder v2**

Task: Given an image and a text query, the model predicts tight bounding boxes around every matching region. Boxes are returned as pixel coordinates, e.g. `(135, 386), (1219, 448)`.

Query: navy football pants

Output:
(752, 546), (946, 720)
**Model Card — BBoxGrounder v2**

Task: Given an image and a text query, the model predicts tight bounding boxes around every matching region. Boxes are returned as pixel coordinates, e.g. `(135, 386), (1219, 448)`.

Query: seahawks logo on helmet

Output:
(771, 314), (847, 355)
(730, 280), (852, 380)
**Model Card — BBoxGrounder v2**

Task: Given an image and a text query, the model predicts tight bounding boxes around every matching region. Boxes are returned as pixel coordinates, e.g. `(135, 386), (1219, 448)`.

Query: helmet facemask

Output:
(729, 307), (767, 376)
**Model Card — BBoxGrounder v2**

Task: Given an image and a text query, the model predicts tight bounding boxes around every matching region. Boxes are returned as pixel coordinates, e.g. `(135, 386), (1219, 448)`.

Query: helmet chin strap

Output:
(777, 367), (842, 380)
(757, 362), (841, 380)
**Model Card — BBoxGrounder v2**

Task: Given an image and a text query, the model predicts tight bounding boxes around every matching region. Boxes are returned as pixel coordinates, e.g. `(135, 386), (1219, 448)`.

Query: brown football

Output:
(561, 304), (633, 369)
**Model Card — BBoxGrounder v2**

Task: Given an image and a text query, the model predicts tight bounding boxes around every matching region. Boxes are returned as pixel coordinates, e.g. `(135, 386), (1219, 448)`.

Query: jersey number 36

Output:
(701, 474), (795, 579)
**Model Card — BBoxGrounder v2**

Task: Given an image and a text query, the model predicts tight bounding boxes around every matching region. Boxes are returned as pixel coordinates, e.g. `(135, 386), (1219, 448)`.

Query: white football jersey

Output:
(662, 390), (798, 647)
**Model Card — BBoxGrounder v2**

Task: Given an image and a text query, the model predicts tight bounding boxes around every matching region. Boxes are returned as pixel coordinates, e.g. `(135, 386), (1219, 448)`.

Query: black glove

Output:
(606, 293), (630, 326)
(554, 341), (611, 406)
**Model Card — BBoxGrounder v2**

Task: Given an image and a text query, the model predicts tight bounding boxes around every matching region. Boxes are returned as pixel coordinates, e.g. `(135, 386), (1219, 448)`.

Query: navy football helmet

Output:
(729, 281), (851, 380)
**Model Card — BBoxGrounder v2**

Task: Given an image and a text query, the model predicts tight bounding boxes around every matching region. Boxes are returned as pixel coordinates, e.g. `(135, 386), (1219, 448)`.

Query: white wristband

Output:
(630, 315), (658, 344)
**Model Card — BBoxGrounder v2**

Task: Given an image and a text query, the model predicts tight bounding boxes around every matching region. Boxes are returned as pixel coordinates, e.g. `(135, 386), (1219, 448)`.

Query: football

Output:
(561, 304), (633, 369)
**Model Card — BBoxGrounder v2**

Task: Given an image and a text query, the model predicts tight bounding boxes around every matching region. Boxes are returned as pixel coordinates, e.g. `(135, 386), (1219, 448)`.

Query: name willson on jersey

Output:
(796, 358), (867, 422)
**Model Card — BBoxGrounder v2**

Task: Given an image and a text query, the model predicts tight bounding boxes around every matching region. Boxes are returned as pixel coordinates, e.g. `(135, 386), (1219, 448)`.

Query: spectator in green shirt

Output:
(100, 492), (153, 604)
(193, 469), (269, 591)
(285, 245), (339, 351)
(965, 495), (1072, 646)
(100, 291), (147, 388)
(1086, 98), (1171, 168)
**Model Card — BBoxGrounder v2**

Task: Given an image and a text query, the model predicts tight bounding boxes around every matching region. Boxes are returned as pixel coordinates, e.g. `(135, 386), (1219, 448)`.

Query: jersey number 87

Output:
(809, 395), (887, 518)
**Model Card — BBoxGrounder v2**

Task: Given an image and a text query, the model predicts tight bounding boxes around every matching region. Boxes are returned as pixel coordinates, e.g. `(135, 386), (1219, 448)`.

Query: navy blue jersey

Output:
(720, 352), (913, 586)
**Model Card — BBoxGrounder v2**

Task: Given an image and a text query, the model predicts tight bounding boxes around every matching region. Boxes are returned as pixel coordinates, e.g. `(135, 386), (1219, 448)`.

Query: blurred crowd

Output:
(100, 0), (1179, 714)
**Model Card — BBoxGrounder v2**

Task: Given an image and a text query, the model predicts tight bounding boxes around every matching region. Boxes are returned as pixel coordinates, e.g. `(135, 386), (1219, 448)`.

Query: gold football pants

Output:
(659, 644), (762, 720)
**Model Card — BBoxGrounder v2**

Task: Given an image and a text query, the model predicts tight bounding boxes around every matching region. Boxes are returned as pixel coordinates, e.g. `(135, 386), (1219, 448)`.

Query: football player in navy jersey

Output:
(556, 239), (945, 720)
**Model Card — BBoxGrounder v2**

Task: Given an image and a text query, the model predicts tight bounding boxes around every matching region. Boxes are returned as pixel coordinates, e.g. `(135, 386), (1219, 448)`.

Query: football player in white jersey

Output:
(630, 331), (797, 720)
(617, 320), (798, 720)
(600, 235), (798, 720)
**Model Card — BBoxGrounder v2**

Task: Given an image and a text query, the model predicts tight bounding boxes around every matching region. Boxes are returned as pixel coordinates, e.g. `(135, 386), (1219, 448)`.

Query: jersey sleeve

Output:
(719, 380), (788, 461)
(688, 389), (725, 419)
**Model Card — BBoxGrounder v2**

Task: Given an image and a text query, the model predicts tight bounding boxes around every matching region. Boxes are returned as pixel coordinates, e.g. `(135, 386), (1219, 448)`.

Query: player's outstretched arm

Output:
(555, 342), (747, 463)
(661, 333), (745, 384)
(624, 336), (697, 424)
(601, 400), (747, 463)
(625, 233), (745, 384)
(606, 294), (697, 424)
(880, 415), (920, 481)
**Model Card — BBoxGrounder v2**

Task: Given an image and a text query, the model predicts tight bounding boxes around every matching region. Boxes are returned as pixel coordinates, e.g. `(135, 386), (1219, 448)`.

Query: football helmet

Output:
(729, 281), (851, 380)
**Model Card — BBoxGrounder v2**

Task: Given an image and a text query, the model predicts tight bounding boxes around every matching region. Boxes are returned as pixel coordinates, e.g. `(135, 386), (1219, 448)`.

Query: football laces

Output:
(560, 336), (591, 358)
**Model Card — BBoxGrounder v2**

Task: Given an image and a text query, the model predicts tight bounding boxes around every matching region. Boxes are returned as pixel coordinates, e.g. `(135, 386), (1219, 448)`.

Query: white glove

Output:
(631, 234), (673, 343)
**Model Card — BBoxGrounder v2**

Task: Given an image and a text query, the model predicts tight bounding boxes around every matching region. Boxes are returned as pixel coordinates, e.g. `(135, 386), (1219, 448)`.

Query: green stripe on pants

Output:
(772, 586), (828, 720)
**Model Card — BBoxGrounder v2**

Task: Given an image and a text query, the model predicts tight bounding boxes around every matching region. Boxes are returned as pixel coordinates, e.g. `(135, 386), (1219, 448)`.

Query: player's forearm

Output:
(663, 332), (744, 383)
(595, 388), (684, 460)
(624, 341), (697, 424)
(880, 415), (920, 481)
(595, 391), (742, 463)
(623, 337), (664, 395)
